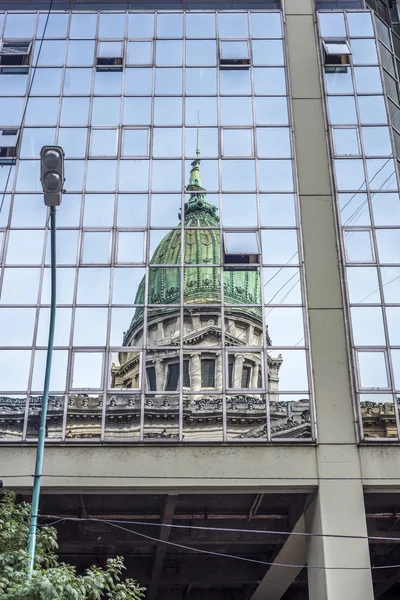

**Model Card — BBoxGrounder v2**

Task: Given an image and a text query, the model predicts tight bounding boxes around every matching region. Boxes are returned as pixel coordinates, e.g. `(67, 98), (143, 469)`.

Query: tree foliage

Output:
(0, 490), (146, 600)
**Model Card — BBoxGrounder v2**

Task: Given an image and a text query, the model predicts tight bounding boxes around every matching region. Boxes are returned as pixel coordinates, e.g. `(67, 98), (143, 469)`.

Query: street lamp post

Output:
(27, 146), (65, 577)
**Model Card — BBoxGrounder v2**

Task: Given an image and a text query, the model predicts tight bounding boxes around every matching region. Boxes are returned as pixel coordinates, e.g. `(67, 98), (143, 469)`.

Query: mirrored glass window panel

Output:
(379, 42), (396, 77)
(152, 160), (182, 192)
(254, 68), (286, 95)
(127, 41), (152, 66)
(186, 13), (215, 37)
(359, 393), (398, 440)
(153, 128), (181, 158)
(221, 160), (256, 191)
(94, 71), (122, 96)
(260, 194), (296, 227)
(0, 350), (31, 391)
(358, 96), (388, 124)
(148, 267), (181, 304)
(98, 13), (126, 38)
(263, 267), (302, 305)
(20, 128), (56, 159)
(222, 129), (253, 157)
(258, 160), (294, 193)
(91, 98), (121, 127)
(318, 12), (346, 37)
(0, 307), (36, 347)
(11, 194), (47, 226)
(117, 194), (148, 227)
(333, 128), (360, 156)
(346, 266), (380, 304)
(119, 160), (150, 192)
(42, 267), (76, 304)
(70, 13), (97, 38)
(37, 307), (72, 347)
(219, 13), (248, 38)
(376, 229), (400, 263)
(156, 40), (183, 66)
(219, 69), (251, 95)
(123, 97), (152, 125)
(184, 230), (220, 265)
(338, 193), (370, 227)
(351, 307), (386, 345)
(182, 309), (222, 347)
(252, 40), (284, 66)
(185, 128), (218, 158)
(154, 97), (183, 126)
(64, 160), (85, 193)
(362, 127), (392, 156)
(128, 13), (154, 38)
(186, 40), (216, 67)
(46, 230), (78, 266)
(157, 13), (183, 38)
(73, 307), (108, 346)
(117, 231), (145, 264)
(266, 307), (304, 347)
(30, 69), (62, 95)
(383, 71), (399, 104)
(4, 13), (36, 37)
(76, 268), (110, 304)
(155, 68), (182, 95)
(347, 12), (374, 37)
(357, 351), (389, 389)
(324, 69), (354, 94)
(1, 268), (40, 304)
(254, 97), (289, 125)
(33, 41), (66, 67)
(391, 350), (400, 390)
(0, 196), (11, 228)
(0, 396), (27, 440)
(26, 395), (64, 440)
(67, 40), (94, 67)
(90, 129), (118, 157)
(185, 159), (218, 191)
(224, 315), (262, 347)
(345, 230), (374, 262)
(65, 394), (102, 438)
(186, 97), (216, 126)
(222, 195), (257, 227)
(354, 67), (383, 94)
(111, 307), (143, 346)
(32, 350), (68, 392)
(60, 97), (90, 126)
(105, 394), (141, 440)
(261, 230), (298, 265)
(82, 231), (111, 264)
(185, 68), (217, 95)
(144, 395), (179, 441)
(112, 268), (145, 305)
(268, 349), (308, 392)
(385, 307), (400, 345)
(219, 97), (252, 127)
(388, 100), (400, 130)
(366, 159), (397, 191)
(86, 160), (117, 192)
(83, 194), (115, 227)
(0, 98), (24, 126)
(372, 193), (400, 225)
(350, 38), (378, 65)
(124, 68), (152, 95)
(0, 73), (28, 96)
(109, 350), (141, 390)
(250, 12), (282, 38)
(269, 394), (312, 440)
(6, 230), (44, 265)
(334, 159), (365, 191)
(256, 128), (291, 158)
(183, 394), (223, 442)
(227, 351), (263, 390)
(24, 98), (59, 126)
(151, 194), (181, 227)
(0, 167), (15, 194)
(327, 96), (357, 125)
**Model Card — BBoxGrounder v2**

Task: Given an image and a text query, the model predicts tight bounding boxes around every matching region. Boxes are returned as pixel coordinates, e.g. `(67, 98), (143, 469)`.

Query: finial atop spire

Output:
(196, 110), (200, 158)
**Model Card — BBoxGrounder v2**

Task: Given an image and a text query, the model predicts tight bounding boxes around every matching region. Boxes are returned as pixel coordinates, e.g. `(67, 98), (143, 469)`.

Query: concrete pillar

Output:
(215, 352), (222, 389)
(250, 363), (259, 389)
(306, 481), (373, 600)
(190, 353), (201, 391)
(233, 354), (244, 388)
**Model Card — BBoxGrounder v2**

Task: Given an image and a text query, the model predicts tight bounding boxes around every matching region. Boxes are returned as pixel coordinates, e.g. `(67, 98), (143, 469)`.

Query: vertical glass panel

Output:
(128, 13), (154, 38)
(27, 395), (64, 440)
(122, 129), (148, 156)
(65, 394), (102, 439)
(66, 41), (95, 66)
(156, 40), (183, 66)
(392, 349), (400, 389)
(183, 394), (223, 442)
(327, 96), (357, 125)
(94, 71), (122, 96)
(37, 307), (72, 346)
(222, 194), (257, 226)
(34, 41), (66, 67)
(11, 194), (47, 226)
(220, 70), (251, 95)
(73, 308), (108, 346)
(357, 351), (389, 389)
(376, 229), (400, 263)
(254, 68), (286, 95)
(82, 231), (111, 263)
(91, 98), (121, 126)
(255, 97), (289, 125)
(0, 308), (36, 346)
(151, 194), (181, 226)
(261, 230), (298, 265)
(30, 69), (62, 95)
(157, 13), (183, 38)
(252, 40), (284, 66)
(0, 396), (26, 440)
(186, 13), (215, 38)
(20, 129), (56, 159)
(269, 349), (308, 392)
(185, 128), (218, 158)
(346, 266), (381, 303)
(324, 69), (354, 94)
(105, 394), (141, 440)
(354, 67), (383, 94)
(386, 307), (400, 344)
(119, 160), (150, 192)
(372, 193), (400, 225)
(70, 13), (97, 38)
(6, 230), (44, 264)
(333, 128), (360, 155)
(339, 193), (370, 227)
(58, 129), (87, 158)
(350, 38), (378, 64)
(77, 268), (110, 304)
(267, 307), (304, 346)
(24, 98), (59, 126)
(366, 159), (397, 191)
(86, 160), (117, 191)
(258, 160), (294, 192)
(185, 68), (217, 95)
(124, 68), (153, 95)
(144, 395), (179, 440)
(362, 127), (392, 156)
(383, 70), (399, 104)
(91, 129), (118, 157)
(152, 160), (182, 191)
(260, 194), (296, 227)
(112, 268), (146, 304)
(109, 350), (141, 390)
(98, 13), (126, 37)
(4, 13), (36, 37)
(347, 12), (374, 37)
(154, 97), (183, 125)
(32, 350), (68, 392)
(219, 97), (252, 126)
(345, 230), (374, 262)
(223, 129), (252, 156)
(0, 350), (31, 391)
(117, 194), (148, 227)
(0, 98), (24, 125)
(110, 307), (140, 346)
(359, 393), (398, 440)
(123, 97), (152, 124)
(351, 307), (385, 345)
(0, 73), (27, 96)
(250, 12), (282, 38)
(186, 40), (216, 66)
(319, 13), (346, 37)
(379, 42), (396, 76)
(219, 13), (248, 38)
(221, 160), (256, 191)
(127, 41), (152, 65)
(334, 159), (365, 190)
(62, 68), (92, 95)
(42, 267), (75, 304)
(60, 97), (90, 126)
(257, 128), (291, 158)
(358, 96), (388, 124)
(153, 128), (181, 157)
(155, 68), (183, 94)
(1, 268), (40, 304)
(263, 267), (302, 304)
(117, 232), (145, 263)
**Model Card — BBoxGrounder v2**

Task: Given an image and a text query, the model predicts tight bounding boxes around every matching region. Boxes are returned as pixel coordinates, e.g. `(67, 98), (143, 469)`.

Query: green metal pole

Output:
(27, 205), (57, 577)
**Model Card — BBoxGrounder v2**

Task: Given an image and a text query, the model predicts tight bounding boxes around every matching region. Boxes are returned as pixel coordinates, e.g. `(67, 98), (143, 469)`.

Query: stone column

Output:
(233, 354), (244, 389)
(190, 353), (201, 391)
(250, 363), (259, 389)
(215, 352), (222, 389)
(155, 360), (164, 391)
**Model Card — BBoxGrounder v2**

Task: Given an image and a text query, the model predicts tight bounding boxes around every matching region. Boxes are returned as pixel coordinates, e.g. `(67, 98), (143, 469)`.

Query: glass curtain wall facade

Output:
(318, 9), (400, 440)
(0, 9), (313, 442)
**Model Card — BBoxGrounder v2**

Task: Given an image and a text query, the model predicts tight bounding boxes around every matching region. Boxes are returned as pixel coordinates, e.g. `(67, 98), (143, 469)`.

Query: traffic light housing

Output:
(40, 145), (65, 206)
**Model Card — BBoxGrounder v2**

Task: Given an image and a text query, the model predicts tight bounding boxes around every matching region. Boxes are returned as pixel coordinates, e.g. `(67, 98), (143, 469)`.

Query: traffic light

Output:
(40, 145), (65, 206)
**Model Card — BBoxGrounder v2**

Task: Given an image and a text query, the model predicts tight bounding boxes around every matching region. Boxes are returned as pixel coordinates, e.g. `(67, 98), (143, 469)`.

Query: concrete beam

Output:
(147, 494), (178, 600)
(250, 514), (307, 600)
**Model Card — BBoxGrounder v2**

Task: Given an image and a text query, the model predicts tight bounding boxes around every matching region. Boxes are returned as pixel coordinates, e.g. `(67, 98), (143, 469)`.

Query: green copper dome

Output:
(126, 152), (261, 341)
